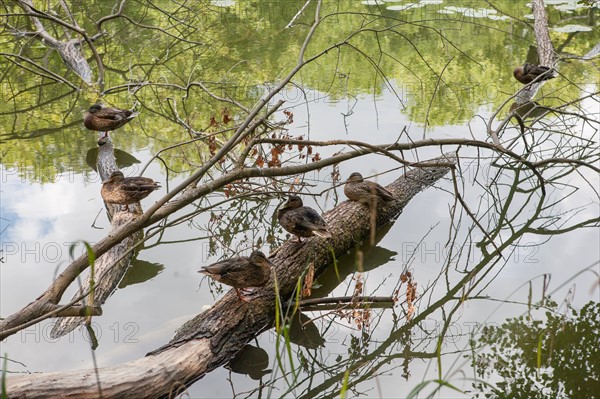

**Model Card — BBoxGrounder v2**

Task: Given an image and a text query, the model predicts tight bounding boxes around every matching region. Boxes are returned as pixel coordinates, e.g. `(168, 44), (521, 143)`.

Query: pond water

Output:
(1, 1), (599, 398)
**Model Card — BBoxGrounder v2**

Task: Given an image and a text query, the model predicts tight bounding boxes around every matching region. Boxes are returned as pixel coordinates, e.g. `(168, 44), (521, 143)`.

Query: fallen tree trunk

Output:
(6, 154), (456, 398)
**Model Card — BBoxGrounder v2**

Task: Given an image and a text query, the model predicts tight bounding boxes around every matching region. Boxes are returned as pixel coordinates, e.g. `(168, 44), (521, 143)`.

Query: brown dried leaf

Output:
(407, 304), (415, 321)
(331, 170), (340, 182)
(207, 136), (217, 156)
(353, 309), (363, 330)
(283, 109), (294, 124)
(273, 144), (285, 156)
(268, 147), (281, 168)
(353, 274), (364, 298)
(222, 108), (232, 124)
(267, 157), (281, 168)
(392, 289), (400, 303)
(255, 155), (265, 168)
(406, 280), (417, 321)
(302, 262), (315, 297)
(223, 184), (238, 198)
(407, 281), (417, 302)
(297, 136), (305, 152)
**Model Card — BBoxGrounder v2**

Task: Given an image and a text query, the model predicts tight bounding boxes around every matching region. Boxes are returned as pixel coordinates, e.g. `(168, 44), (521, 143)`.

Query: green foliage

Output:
(2, 0), (598, 181)
(1, 354), (6, 399)
(340, 369), (350, 399)
(472, 300), (600, 399)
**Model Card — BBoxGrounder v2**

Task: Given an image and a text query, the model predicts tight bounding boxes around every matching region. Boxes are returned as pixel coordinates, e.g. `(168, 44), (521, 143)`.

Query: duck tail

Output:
(312, 229), (332, 239)
(377, 186), (396, 202)
(537, 66), (557, 80)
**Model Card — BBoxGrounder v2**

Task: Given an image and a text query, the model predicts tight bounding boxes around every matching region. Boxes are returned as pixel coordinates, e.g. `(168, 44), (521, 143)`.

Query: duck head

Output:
(249, 251), (272, 267)
(280, 195), (303, 210)
(346, 172), (364, 183)
(103, 171), (125, 184)
(88, 104), (103, 114)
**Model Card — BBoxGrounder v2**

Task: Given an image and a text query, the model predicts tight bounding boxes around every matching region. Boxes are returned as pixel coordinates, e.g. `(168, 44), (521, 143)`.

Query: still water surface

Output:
(1, 0), (598, 397)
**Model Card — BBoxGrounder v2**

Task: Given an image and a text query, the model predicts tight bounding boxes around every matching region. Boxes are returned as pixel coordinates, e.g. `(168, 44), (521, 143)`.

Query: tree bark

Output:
(5, 154), (456, 398)
(531, 0), (554, 67)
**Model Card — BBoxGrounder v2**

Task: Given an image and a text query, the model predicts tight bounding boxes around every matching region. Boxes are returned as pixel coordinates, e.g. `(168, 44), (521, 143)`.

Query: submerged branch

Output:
(295, 296), (395, 311)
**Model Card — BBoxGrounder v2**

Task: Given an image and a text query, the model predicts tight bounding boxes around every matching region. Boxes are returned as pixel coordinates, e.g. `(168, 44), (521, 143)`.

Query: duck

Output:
(513, 63), (555, 84)
(84, 104), (139, 138)
(344, 172), (395, 206)
(100, 171), (161, 210)
(277, 195), (331, 242)
(199, 251), (273, 302)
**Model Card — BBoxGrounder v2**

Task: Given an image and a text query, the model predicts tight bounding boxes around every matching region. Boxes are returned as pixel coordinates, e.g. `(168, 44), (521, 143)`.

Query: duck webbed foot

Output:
(236, 288), (259, 302)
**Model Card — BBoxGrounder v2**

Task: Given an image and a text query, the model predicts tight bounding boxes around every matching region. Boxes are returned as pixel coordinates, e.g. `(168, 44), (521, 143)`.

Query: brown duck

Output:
(199, 251), (273, 302)
(84, 104), (139, 138)
(101, 171), (161, 210)
(344, 172), (395, 206)
(513, 63), (555, 84)
(277, 195), (331, 242)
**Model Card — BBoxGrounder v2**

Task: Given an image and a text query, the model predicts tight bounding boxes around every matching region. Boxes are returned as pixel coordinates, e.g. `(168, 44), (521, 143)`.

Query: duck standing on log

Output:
(344, 172), (395, 207)
(277, 195), (331, 242)
(199, 251), (273, 302)
(345, 172), (396, 245)
(513, 63), (556, 84)
(84, 104), (139, 139)
(101, 171), (161, 211)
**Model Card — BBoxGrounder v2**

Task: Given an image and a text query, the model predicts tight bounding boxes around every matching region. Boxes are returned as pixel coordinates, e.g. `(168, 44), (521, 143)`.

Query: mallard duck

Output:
(199, 251), (273, 302)
(84, 104), (139, 138)
(513, 63), (555, 84)
(344, 172), (395, 206)
(100, 171), (161, 210)
(277, 195), (331, 242)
